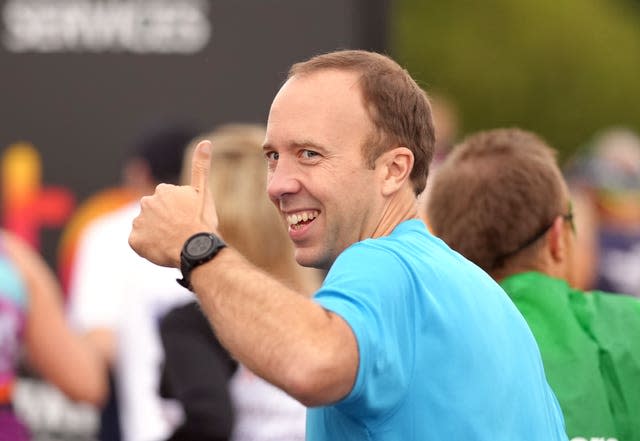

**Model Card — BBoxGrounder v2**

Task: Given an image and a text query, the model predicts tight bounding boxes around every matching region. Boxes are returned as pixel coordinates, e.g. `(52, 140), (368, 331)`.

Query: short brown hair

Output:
(426, 128), (567, 274)
(289, 50), (435, 195)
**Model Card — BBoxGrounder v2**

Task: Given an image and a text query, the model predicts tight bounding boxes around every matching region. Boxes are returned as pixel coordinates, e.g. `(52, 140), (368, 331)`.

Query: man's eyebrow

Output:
(292, 140), (328, 152)
(262, 140), (328, 152)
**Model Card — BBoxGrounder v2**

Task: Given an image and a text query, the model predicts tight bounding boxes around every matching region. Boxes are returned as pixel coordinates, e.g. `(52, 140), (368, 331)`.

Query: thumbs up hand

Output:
(129, 140), (220, 268)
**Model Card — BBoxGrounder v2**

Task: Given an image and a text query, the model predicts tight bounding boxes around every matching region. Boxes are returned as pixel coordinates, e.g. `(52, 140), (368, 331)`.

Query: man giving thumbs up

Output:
(129, 49), (568, 441)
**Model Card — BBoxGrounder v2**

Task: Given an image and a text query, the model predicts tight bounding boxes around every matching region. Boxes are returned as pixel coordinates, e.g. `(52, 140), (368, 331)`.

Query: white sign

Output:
(2, 0), (211, 54)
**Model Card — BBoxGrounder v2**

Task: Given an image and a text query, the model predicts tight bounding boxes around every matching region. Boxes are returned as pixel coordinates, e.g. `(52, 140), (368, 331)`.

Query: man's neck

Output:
(492, 254), (563, 284)
(371, 188), (418, 239)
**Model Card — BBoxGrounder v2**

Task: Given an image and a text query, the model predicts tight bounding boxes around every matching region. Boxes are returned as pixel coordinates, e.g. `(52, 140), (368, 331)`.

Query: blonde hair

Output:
(181, 124), (321, 294)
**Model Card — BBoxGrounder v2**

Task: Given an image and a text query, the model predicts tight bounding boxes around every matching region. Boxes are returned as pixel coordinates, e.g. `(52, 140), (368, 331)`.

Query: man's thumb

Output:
(191, 140), (212, 194)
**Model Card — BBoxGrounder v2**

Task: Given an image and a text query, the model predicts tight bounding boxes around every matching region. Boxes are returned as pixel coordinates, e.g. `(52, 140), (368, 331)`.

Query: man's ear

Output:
(376, 147), (414, 197)
(547, 216), (567, 264)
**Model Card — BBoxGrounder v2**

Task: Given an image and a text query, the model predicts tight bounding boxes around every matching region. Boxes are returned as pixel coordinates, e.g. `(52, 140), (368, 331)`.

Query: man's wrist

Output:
(177, 232), (227, 291)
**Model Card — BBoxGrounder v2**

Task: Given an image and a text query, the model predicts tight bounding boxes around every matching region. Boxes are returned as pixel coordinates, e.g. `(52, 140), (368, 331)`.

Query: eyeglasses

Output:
(491, 203), (574, 269)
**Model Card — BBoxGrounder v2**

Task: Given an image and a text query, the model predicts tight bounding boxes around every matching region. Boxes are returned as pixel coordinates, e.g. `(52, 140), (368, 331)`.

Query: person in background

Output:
(67, 123), (198, 441)
(1, 229), (106, 440)
(564, 127), (640, 295)
(57, 189), (135, 298)
(160, 124), (322, 441)
(426, 127), (640, 441)
(129, 50), (566, 440)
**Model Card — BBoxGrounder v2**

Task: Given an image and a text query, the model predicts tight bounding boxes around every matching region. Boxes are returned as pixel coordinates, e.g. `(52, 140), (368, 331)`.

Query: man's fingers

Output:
(191, 140), (212, 194)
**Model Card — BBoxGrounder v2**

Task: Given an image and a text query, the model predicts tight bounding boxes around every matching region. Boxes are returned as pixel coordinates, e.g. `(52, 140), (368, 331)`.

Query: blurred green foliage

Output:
(391, 0), (640, 161)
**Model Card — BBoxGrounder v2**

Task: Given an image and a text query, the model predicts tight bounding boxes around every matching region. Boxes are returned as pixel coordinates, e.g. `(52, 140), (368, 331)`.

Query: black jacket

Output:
(159, 301), (238, 441)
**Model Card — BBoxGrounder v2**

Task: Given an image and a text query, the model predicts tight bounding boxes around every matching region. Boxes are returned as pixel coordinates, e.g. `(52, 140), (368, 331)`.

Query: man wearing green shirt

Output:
(426, 128), (640, 441)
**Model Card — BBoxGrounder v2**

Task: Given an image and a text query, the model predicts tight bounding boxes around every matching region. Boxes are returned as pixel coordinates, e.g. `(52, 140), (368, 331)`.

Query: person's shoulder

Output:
(386, 218), (430, 240)
(573, 288), (640, 345)
(585, 287), (640, 309)
(79, 201), (140, 245)
(338, 235), (406, 267)
(328, 226), (424, 284)
(502, 272), (568, 291)
(333, 219), (455, 276)
(89, 201), (139, 229)
(351, 219), (429, 250)
(162, 301), (201, 324)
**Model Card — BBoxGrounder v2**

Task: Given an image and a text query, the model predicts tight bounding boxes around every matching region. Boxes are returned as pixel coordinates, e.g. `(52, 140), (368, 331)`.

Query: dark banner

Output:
(0, 0), (389, 267)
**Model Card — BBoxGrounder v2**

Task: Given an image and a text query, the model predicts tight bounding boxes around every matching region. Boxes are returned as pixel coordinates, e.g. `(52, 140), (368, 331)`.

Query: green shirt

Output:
(501, 272), (640, 441)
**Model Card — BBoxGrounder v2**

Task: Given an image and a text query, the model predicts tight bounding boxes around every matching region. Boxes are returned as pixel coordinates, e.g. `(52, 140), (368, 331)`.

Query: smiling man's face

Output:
(263, 69), (385, 270)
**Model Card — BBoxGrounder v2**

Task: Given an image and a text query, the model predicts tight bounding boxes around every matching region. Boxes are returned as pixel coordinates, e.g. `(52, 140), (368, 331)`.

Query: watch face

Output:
(185, 234), (214, 259)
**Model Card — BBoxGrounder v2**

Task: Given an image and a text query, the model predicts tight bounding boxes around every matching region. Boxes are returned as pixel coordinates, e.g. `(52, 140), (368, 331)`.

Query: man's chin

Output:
(294, 248), (331, 270)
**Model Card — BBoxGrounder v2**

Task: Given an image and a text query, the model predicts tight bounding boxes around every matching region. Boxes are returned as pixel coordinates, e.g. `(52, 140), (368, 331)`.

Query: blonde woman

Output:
(160, 124), (322, 441)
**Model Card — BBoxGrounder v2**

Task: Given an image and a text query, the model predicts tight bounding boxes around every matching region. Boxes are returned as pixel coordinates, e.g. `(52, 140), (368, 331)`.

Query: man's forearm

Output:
(190, 247), (358, 406)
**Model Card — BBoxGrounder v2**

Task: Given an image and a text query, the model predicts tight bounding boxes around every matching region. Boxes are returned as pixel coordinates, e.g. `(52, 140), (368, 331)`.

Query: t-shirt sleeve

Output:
(313, 242), (416, 419)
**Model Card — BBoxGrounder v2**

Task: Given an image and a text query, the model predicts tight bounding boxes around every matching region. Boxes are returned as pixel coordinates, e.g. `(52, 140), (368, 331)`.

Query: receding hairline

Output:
(266, 68), (380, 154)
(287, 50), (404, 77)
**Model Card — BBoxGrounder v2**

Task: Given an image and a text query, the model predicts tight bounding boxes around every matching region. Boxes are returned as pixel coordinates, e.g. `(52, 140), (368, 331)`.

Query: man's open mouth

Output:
(286, 210), (319, 230)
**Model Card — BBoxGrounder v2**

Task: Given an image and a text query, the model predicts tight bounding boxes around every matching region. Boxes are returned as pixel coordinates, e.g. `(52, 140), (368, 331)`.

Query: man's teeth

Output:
(287, 210), (319, 227)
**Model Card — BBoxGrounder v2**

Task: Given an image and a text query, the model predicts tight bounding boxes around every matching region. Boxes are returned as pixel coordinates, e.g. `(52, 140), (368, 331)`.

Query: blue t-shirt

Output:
(309, 219), (567, 441)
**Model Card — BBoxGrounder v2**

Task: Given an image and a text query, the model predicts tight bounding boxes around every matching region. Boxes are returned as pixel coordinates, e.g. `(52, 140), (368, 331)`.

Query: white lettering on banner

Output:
(570, 437), (619, 441)
(13, 378), (99, 437)
(1, 0), (211, 54)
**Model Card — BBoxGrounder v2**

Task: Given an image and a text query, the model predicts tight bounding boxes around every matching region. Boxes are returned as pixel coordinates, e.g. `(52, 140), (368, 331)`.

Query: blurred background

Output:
(393, 0), (640, 162)
(1, 0), (639, 439)
(3, 0), (640, 269)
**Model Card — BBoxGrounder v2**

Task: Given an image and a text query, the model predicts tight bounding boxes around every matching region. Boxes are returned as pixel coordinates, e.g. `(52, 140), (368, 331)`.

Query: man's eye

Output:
(265, 151), (279, 160)
(301, 150), (319, 159)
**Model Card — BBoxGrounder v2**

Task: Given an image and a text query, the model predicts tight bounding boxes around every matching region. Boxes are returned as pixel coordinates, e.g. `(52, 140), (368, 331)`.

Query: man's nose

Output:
(267, 157), (301, 201)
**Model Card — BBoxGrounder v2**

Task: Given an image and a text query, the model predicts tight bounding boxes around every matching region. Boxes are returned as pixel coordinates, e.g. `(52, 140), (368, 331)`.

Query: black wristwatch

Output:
(177, 232), (227, 291)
